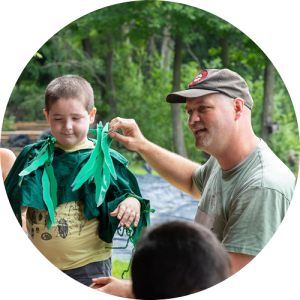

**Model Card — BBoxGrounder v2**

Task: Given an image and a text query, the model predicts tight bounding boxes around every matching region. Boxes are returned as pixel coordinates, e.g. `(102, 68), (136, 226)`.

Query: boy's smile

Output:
(44, 98), (96, 148)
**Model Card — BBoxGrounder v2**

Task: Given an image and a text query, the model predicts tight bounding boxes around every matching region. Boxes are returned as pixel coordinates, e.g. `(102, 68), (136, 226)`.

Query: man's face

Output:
(185, 94), (234, 155)
(44, 98), (96, 147)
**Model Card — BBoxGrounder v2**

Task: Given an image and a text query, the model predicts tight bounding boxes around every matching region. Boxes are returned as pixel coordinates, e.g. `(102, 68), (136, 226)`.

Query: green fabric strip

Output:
(72, 122), (117, 208)
(101, 123), (117, 180)
(19, 148), (49, 176)
(41, 168), (56, 229)
(71, 130), (102, 189)
(19, 135), (57, 229)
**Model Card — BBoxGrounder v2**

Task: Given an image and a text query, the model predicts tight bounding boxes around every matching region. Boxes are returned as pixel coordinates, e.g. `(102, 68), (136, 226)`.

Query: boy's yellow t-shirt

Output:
(26, 141), (113, 270)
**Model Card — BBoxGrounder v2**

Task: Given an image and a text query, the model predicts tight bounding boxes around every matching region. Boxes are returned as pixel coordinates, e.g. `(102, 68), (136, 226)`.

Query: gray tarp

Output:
(112, 174), (199, 260)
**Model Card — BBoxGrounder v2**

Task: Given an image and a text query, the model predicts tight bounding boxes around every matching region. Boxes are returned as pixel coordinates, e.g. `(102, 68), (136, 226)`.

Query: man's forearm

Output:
(138, 140), (201, 199)
(108, 117), (201, 199)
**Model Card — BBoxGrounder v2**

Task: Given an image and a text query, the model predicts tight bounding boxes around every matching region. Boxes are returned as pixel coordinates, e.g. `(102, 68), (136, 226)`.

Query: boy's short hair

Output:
(45, 75), (94, 113)
(131, 221), (231, 299)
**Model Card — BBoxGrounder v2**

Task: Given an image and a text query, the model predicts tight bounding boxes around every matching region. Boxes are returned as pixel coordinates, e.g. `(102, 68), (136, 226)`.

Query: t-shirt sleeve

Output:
(192, 157), (215, 194)
(222, 187), (290, 256)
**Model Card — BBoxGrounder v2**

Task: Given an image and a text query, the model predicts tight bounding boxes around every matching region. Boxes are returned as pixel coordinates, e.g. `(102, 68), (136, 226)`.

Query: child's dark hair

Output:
(45, 75), (94, 113)
(131, 221), (231, 299)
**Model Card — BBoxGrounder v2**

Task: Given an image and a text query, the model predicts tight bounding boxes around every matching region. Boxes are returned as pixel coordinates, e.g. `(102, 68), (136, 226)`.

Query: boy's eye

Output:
(73, 118), (81, 120)
(54, 118), (62, 121)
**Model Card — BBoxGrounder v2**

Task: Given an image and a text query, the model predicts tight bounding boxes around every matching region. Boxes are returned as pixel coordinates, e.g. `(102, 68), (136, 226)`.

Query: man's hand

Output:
(110, 197), (141, 228)
(109, 117), (200, 199)
(108, 118), (148, 152)
(90, 277), (134, 299)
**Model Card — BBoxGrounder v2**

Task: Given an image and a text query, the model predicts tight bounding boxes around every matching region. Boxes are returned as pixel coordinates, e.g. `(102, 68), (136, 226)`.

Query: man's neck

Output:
(214, 135), (261, 171)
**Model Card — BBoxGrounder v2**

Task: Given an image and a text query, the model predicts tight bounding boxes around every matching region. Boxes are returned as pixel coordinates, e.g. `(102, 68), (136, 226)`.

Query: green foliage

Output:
(2, 116), (16, 131)
(4, 1), (298, 175)
(248, 79), (264, 137)
(270, 77), (300, 174)
(247, 74), (299, 175)
(112, 259), (131, 279)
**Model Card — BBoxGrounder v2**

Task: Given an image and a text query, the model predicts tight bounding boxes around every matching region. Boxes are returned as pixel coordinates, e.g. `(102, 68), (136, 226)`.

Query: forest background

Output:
(3, 0), (299, 176)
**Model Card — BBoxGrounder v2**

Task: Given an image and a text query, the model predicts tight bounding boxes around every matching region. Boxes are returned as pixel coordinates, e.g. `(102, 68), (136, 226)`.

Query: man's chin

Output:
(195, 141), (210, 153)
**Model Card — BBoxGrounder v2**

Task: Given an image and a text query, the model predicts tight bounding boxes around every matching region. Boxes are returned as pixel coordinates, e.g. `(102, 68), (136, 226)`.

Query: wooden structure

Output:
(1, 122), (50, 151)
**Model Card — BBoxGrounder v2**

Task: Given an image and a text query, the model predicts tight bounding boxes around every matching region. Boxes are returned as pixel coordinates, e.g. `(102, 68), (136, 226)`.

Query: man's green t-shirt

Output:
(192, 140), (296, 256)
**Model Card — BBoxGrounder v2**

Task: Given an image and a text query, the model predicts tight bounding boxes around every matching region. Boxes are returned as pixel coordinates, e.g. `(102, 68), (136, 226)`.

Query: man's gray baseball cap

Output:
(166, 69), (253, 110)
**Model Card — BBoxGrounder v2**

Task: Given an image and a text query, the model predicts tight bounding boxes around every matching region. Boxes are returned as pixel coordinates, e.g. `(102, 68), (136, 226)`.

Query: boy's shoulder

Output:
(109, 149), (129, 167)
(4, 139), (46, 189)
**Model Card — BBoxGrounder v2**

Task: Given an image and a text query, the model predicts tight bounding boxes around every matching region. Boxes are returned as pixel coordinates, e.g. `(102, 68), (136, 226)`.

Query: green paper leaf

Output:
(41, 168), (56, 229)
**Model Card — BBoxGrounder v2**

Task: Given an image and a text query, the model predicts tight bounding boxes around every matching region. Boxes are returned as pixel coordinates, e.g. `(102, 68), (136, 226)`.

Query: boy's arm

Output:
(98, 152), (151, 244)
(109, 150), (150, 228)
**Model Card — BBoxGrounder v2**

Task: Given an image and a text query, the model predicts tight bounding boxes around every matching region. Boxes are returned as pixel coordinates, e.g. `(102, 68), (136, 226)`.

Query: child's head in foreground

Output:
(44, 75), (96, 148)
(131, 220), (231, 299)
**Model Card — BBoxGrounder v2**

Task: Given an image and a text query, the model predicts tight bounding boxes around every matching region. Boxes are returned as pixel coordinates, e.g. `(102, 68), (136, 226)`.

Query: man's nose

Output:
(188, 111), (200, 124)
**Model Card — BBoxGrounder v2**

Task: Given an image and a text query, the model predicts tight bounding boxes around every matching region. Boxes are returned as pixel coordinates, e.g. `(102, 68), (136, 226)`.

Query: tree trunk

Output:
(82, 37), (92, 59)
(105, 34), (117, 114)
(121, 23), (132, 63)
(221, 35), (229, 68)
(261, 63), (275, 142)
(171, 35), (188, 158)
(160, 27), (173, 71)
(145, 36), (155, 79)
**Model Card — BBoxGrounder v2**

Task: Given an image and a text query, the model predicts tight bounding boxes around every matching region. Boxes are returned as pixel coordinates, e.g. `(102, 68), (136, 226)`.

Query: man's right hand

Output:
(108, 117), (200, 199)
(108, 117), (148, 153)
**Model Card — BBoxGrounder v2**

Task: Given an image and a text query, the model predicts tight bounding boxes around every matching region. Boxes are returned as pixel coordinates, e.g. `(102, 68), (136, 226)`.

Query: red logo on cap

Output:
(189, 70), (208, 86)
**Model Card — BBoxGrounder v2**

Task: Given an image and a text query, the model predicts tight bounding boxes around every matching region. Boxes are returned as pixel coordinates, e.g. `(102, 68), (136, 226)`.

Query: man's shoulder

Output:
(248, 142), (296, 201)
(193, 156), (220, 194)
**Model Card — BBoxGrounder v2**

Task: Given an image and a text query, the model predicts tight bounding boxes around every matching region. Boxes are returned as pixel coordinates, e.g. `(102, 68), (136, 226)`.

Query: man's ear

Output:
(89, 107), (97, 124)
(233, 98), (244, 120)
(43, 109), (50, 124)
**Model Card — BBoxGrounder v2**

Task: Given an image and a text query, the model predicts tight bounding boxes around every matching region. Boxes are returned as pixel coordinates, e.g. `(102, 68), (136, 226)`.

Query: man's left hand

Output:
(90, 277), (134, 298)
(110, 197), (141, 228)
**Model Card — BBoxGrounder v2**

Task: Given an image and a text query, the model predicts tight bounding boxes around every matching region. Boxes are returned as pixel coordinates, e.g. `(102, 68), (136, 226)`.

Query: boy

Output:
(5, 75), (150, 286)
(91, 220), (231, 299)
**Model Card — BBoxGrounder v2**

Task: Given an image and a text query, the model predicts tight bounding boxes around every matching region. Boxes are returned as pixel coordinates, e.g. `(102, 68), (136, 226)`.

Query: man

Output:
(92, 69), (295, 295)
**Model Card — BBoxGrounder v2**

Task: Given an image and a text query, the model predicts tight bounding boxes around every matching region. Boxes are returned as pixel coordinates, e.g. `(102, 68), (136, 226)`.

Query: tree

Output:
(261, 63), (275, 142)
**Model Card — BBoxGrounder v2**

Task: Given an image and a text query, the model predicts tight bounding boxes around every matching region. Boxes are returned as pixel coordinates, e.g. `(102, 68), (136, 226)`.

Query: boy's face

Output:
(44, 98), (96, 147)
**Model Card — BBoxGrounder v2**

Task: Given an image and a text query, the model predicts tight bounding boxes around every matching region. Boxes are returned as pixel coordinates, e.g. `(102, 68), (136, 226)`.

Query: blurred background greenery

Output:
(3, 0), (299, 176)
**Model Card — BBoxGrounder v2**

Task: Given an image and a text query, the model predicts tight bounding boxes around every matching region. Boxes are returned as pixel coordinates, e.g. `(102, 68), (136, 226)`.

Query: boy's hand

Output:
(110, 197), (141, 228)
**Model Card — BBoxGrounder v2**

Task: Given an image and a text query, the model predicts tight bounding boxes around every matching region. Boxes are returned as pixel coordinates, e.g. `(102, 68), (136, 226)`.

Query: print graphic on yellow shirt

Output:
(27, 200), (113, 270)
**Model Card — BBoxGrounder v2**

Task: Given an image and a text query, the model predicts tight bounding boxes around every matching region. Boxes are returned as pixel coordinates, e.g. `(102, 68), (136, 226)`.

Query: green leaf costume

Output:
(5, 122), (151, 245)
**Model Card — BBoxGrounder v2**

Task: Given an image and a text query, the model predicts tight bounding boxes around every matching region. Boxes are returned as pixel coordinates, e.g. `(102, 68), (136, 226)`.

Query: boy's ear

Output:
(43, 109), (50, 124)
(89, 107), (97, 124)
